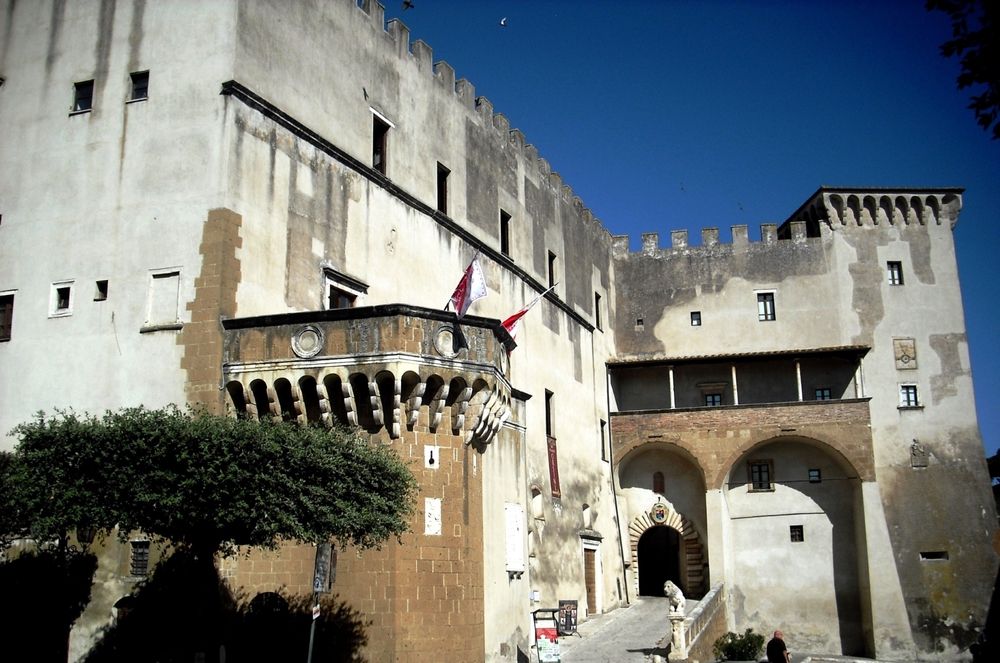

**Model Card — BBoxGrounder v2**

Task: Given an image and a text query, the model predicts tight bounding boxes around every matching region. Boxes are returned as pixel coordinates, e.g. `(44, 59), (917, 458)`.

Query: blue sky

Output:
(383, 0), (1000, 456)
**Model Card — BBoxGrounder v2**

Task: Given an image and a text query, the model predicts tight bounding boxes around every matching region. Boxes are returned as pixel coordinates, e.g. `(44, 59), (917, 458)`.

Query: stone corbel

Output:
(451, 386), (474, 432)
(427, 384), (450, 430)
(406, 382), (426, 426)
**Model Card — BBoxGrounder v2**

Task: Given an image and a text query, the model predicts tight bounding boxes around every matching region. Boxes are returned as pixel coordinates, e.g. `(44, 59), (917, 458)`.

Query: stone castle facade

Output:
(0, 1), (994, 661)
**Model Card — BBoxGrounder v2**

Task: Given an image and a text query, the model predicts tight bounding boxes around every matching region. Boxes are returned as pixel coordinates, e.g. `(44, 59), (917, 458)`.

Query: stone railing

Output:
(664, 582), (726, 662)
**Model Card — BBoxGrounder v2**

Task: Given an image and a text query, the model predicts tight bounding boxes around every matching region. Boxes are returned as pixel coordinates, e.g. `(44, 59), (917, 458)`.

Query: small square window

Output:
(635, 318), (644, 330)
(130, 71), (148, 101)
(790, 525), (804, 542)
(73, 80), (94, 112)
(130, 540), (150, 577)
(0, 294), (14, 341)
(705, 393), (722, 407)
(900, 384), (919, 407)
(690, 311), (701, 326)
(94, 280), (109, 301)
(50, 282), (74, 317)
(500, 210), (511, 257)
(815, 388), (832, 401)
(809, 469), (821, 483)
(372, 115), (390, 175)
(887, 261), (904, 286)
(748, 460), (773, 491)
(757, 293), (775, 321)
(436, 163), (449, 214)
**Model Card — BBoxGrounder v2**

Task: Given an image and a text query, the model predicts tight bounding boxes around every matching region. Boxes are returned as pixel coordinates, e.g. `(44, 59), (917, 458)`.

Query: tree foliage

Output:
(928, 0), (999, 139)
(713, 628), (766, 662)
(3, 407), (418, 557)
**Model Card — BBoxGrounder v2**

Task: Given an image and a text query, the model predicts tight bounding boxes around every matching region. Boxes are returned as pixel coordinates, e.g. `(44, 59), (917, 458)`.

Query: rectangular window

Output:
(790, 525), (804, 542)
(323, 269), (368, 311)
(815, 388), (832, 400)
(757, 292), (775, 321)
(130, 540), (150, 577)
(145, 271), (180, 327)
(372, 115), (390, 175)
(920, 551), (949, 561)
(594, 292), (602, 330)
(0, 294), (14, 341)
(887, 261), (904, 286)
(691, 311), (702, 326)
(73, 80), (94, 112)
(600, 420), (607, 462)
(548, 251), (557, 289)
(748, 460), (773, 491)
(436, 163), (449, 214)
(328, 285), (356, 310)
(900, 384), (919, 407)
(705, 393), (722, 407)
(809, 469), (821, 483)
(500, 210), (511, 257)
(94, 280), (109, 301)
(544, 390), (554, 437)
(130, 71), (149, 101)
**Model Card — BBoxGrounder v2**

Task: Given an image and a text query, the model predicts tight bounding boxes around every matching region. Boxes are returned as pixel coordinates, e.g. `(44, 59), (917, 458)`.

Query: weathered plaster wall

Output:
(0, 0), (237, 448)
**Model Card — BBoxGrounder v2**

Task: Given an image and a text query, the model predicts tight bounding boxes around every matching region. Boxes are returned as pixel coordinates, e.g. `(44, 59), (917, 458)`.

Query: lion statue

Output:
(663, 580), (685, 615)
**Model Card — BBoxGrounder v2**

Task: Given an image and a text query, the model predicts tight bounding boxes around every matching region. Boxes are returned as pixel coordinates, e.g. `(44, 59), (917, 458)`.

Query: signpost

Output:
(532, 608), (561, 663)
(306, 544), (333, 663)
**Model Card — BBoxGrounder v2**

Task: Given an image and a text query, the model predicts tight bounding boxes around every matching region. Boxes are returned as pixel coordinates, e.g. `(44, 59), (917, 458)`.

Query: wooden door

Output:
(584, 548), (597, 614)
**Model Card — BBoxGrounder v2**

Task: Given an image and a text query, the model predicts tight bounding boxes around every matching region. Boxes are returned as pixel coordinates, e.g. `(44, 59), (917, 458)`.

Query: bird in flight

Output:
(403, 0), (414, 10)
(738, 203), (744, 211)
(500, 17), (507, 26)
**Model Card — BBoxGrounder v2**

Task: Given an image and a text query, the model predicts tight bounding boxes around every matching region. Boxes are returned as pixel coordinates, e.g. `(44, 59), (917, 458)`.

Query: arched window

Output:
(653, 471), (664, 494)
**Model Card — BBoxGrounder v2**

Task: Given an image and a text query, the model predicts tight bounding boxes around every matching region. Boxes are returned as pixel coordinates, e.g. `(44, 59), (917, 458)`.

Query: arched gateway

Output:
(628, 506), (705, 600)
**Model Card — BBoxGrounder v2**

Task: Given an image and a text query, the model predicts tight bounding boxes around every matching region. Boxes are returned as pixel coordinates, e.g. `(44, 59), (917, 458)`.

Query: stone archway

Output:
(628, 507), (705, 600)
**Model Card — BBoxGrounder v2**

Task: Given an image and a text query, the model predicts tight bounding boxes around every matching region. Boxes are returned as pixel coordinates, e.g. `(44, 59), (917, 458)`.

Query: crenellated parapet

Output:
(354, 0), (605, 231)
(221, 304), (513, 448)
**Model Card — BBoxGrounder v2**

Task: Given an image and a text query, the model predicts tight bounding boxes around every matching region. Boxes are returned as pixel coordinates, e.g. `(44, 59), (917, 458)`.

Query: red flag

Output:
(502, 285), (556, 345)
(449, 252), (487, 319)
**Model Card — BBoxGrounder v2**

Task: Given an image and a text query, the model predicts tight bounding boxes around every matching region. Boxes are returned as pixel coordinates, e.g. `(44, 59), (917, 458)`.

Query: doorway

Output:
(637, 525), (681, 596)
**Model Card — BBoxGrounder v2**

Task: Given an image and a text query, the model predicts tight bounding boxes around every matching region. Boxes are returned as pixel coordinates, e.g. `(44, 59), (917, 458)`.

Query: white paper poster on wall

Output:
(505, 502), (525, 572)
(425, 497), (442, 536)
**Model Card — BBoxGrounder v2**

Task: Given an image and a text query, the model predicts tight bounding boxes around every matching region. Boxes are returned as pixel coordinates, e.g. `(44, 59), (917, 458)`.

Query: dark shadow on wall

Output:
(0, 547), (99, 663)
(82, 548), (368, 663)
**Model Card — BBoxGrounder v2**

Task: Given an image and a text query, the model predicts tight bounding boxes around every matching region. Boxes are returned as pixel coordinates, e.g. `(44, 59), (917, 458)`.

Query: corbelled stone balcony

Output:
(220, 304), (514, 448)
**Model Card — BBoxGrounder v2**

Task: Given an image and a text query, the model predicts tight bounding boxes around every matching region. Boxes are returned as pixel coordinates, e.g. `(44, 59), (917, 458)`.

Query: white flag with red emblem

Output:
(502, 285), (556, 345)
(449, 251), (487, 319)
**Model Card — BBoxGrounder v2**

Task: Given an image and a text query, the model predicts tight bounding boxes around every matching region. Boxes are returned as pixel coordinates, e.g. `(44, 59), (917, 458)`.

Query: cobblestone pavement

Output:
(560, 597), (674, 663)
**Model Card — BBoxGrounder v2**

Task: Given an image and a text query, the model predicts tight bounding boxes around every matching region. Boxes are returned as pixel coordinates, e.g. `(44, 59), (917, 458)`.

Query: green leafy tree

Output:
(4, 406), (418, 558)
(927, 0), (999, 139)
(713, 628), (766, 662)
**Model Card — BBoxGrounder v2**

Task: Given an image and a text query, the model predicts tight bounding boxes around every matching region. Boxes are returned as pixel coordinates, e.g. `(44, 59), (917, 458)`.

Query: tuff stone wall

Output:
(611, 399), (876, 489)
(179, 208), (243, 413)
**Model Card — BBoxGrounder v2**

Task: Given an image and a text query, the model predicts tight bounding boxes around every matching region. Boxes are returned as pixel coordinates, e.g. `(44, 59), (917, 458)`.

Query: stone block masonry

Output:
(612, 399), (875, 489)
(179, 208), (244, 414)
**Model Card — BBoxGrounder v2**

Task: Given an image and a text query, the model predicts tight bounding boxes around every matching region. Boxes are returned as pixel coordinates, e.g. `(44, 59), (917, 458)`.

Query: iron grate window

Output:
(130, 541), (150, 577)
(790, 525), (804, 542)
